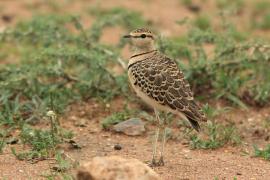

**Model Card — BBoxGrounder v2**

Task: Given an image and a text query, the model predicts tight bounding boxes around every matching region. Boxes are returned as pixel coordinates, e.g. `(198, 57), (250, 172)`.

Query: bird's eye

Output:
(141, 34), (146, 38)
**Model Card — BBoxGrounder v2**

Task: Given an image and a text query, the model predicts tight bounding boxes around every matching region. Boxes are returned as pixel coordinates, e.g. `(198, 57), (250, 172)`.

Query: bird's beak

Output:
(123, 34), (132, 38)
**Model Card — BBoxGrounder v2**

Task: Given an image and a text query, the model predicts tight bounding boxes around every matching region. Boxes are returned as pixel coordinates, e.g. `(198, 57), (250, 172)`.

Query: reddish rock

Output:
(76, 156), (160, 180)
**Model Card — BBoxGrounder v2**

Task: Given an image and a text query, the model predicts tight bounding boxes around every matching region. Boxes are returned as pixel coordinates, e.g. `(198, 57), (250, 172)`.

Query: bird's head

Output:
(123, 28), (155, 53)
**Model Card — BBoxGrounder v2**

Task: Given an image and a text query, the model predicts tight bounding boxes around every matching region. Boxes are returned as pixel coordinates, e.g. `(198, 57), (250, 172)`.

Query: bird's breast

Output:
(127, 68), (173, 113)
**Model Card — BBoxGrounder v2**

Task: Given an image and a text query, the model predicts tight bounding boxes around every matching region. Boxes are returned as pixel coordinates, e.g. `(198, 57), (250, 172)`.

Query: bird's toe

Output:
(157, 156), (165, 166)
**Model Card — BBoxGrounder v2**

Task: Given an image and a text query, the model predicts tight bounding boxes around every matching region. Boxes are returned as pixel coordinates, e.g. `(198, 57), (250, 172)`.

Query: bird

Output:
(124, 28), (207, 166)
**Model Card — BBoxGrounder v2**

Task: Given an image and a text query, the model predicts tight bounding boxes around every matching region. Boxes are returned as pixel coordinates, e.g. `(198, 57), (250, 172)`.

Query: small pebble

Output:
(2, 14), (12, 23)
(68, 139), (81, 149)
(188, 5), (201, 13)
(114, 144), (122, 150)
(6, 138), (19, 145)
(74, 118), (87, 127)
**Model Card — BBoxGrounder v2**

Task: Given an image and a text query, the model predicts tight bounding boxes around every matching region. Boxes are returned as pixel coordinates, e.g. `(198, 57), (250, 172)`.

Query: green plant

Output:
(253, 144), (270, 160)
(202, 104), (231, 119)
(0, 127), (13, 154)
(251, 1), (270, 30)
(260, 13), (270, 30)
(253, 1), (270, 15)
(11, 110), (73, 161)
(54, 151), (74, 172)
(189, 121), (241, 149)
(262, 117), (270, 129)
(42, 151), (76, 179)
(216, 0), (244, 11)
(180, 0), (193, 7)
(0, 12), (137, 127)
(193, 15), (211, 30)
(89, 7), (149, 43)
(0, 138), (5, 154)
(179, 106), (231, 140)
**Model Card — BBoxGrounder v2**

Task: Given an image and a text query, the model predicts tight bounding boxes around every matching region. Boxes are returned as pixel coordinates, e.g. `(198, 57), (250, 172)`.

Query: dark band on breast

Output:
(128, 60), (139, 70)
(130, 50), (157, 59)
(128, 50), (157, 70)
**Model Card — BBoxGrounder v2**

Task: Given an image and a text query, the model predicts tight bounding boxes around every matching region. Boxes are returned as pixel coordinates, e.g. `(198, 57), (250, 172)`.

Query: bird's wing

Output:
(130, 54), (206, 130)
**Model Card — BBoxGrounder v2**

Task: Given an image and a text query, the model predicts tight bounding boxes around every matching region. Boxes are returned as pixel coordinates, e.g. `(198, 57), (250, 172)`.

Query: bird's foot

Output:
(148, 157), (165, 167)
(157, 156), (165, 166)
(148, 159), (158, 167)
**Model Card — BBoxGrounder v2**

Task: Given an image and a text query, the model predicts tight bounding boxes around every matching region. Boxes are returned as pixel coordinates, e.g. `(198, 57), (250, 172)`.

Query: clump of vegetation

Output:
(262, 117), (270, 130)
(186, 105), (241, 149)
(89, 7), (149, 44)
(253, 0), (270, 16)
(42, 151), (77, 179)
(253, 144), (270, 160)
(180, 0), (193, 7)
(1, 15), (120, 125)
(251, 1), (270, 30)
(0, 138), (5, 154)
(193, 15), (211, 30)
(11, 110), (73, 160)
(260, 13), (270, 30)
(216, 0), (244, 14)
(189, 121), (241, 149)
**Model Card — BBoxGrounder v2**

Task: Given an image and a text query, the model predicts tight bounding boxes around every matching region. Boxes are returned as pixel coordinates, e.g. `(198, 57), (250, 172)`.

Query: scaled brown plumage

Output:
(128, 51), (206, 131)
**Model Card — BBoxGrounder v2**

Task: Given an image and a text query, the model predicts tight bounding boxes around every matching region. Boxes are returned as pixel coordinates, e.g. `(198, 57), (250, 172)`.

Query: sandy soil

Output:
(61, 100), (270, 180)
(0, 0), (270, 179)
(1, 99), (270, 179)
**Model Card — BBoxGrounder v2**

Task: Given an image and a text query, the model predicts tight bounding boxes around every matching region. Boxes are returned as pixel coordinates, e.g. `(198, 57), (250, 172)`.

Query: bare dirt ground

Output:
(0, 0), (270, 179)
(1, 99), (270, 179)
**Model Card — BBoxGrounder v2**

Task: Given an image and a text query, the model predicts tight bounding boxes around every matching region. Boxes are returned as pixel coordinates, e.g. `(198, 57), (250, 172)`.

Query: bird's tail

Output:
(187, 117), (201, 132)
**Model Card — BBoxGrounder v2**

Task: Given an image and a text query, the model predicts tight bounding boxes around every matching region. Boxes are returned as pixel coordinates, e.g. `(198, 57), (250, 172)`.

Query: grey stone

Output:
(113, 118), (145, 136)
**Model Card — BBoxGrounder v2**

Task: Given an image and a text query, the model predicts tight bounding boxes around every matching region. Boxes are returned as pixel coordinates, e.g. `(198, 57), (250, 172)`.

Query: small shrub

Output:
(180, 0), (193, 7)
(0, 138), (5, 154)
(11, 110), (73, 161)
(260, 13), (270, 30)
(189, 121), (241, 149)
(253, 144), (270, 160)
(253, 1), (270, 15)
(193, 15), (211, 30)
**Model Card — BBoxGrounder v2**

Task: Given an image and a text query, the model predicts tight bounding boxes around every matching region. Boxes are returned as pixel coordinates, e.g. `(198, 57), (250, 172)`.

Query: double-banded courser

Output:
(124, 28), (207, 166)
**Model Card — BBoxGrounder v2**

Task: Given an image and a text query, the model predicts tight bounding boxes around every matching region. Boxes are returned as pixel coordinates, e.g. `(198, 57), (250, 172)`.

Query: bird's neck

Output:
(132, 46), (156, 56)
(132, 40), (156, 55)
(128, 49), (157, 69)
(132, 48), (156, 57)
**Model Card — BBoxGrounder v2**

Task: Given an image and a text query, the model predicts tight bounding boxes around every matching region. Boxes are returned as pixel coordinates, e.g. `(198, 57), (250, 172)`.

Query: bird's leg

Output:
(151, 127), (159, 166)
(158, 113), (167, 166)
(150, 109), (160, 166)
